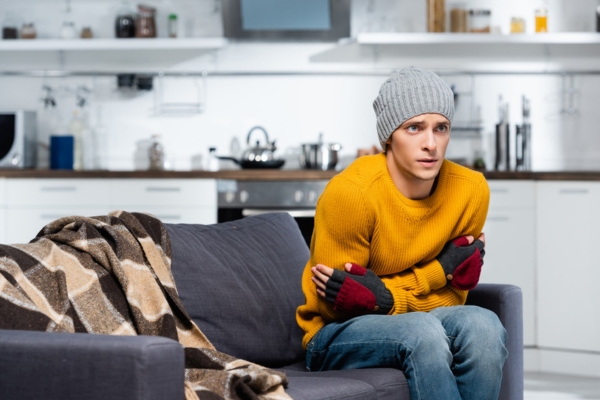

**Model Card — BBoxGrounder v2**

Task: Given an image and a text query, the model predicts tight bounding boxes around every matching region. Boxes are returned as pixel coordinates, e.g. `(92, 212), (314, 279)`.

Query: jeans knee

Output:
(455, 307), (508, 364)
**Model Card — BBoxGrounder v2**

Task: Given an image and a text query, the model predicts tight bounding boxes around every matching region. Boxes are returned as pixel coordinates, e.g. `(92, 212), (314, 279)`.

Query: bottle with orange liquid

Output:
(535, 6), (548, 32)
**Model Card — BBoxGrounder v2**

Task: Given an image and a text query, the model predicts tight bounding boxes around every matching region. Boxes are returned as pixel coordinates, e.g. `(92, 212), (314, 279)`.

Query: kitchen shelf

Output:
(0, 38), (228, 72)
(310, 32), (600, 71)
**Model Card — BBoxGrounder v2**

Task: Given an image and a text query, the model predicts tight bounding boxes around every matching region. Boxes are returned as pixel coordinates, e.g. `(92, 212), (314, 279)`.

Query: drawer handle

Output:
(145, 187), (181, 192)
(490, 188), (509, 193)
(153, 215), (182, 220)
(559, 189), (589, 194)
(41, 187), (77, 192)
(486, 216), (510, 222)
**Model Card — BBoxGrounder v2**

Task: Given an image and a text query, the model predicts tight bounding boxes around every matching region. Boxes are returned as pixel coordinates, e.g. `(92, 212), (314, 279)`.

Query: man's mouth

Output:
(418, 158), (437, 166)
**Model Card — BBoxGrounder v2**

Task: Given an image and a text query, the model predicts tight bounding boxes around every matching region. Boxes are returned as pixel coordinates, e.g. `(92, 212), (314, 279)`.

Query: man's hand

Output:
(312, 263), (393, 316)
(437, 233), (486, 290)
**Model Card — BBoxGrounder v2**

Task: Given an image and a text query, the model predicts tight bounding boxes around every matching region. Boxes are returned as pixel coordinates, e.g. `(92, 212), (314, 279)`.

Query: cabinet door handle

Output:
(41, 187), (77, 192)
(490, 188), (509, 193)
(486, 216), (510, 222)
(153, 215), (182, 220)
(558, 189), (589, 194)
(145, 187), (181, 192)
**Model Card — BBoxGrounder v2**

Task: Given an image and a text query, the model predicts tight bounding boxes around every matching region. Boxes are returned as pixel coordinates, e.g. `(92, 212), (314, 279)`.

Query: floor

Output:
(524, 372), (600, 399)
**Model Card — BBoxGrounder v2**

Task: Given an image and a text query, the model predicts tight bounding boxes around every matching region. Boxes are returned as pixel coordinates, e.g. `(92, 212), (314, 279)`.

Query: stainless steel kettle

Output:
(217, 126), (285, 169)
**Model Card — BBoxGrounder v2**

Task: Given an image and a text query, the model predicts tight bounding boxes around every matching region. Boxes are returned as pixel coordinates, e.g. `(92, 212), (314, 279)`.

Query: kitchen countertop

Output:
(1, 169), (600, 181)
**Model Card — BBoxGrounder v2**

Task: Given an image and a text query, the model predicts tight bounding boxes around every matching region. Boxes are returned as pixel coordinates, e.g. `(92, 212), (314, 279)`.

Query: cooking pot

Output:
(300, 138), (342, 170)
(217, 126), (285, 169)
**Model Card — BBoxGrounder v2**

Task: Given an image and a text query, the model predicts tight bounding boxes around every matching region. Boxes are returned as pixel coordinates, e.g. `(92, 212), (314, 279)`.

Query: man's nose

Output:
(422, 129), (437, 151)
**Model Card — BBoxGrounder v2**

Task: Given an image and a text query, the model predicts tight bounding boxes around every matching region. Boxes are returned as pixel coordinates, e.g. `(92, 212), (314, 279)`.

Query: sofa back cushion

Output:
(166, 213), (309, 367)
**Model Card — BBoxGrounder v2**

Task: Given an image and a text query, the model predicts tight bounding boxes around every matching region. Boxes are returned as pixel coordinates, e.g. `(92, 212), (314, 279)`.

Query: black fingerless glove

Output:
(437, 236), (485, 290)
(325, 263), (393, 316)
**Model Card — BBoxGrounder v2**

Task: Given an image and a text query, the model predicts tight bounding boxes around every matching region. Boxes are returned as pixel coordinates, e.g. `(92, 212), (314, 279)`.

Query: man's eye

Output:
(437, 125), (448, 132)
(407, 126), (418, 132)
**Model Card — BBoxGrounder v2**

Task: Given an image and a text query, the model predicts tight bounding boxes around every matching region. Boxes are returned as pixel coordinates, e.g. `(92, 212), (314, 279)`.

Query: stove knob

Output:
(225, 192), (235, 203)
(240, 190), (249, 203)
(308, 190), (317, 203)
(294, 190), (304, 203)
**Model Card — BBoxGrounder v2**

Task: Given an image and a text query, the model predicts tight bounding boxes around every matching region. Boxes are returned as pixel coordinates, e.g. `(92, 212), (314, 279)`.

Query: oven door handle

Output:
(242, 209), (316, 218)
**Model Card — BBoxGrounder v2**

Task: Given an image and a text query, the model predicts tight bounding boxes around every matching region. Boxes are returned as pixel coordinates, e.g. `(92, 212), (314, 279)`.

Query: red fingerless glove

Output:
(325, 263), (393, 316)
(437, 236), (485, 290)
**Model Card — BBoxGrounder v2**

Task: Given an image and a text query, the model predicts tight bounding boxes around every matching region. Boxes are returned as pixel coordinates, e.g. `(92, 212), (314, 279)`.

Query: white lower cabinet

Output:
(482, 180), (536, 346)
(3, 178), (217, 244)
(536, 181), (600, 353)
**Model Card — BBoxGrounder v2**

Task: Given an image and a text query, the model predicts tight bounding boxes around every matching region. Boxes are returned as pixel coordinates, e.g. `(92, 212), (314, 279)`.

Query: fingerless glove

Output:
(437, 236), (485, 290)
(325, 263), (393, 316)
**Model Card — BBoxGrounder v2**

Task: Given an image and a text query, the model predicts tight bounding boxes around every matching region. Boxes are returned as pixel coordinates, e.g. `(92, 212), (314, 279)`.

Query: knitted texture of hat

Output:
(373, 67), (454, 149)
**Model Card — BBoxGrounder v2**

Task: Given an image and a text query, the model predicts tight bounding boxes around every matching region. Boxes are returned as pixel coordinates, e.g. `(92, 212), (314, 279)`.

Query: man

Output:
(296, 67), (508, 400)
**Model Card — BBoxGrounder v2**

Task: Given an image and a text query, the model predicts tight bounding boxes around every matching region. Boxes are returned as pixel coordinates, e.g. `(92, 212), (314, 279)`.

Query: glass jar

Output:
(20, 22), (36, 39)
(510, 17), (526, 34)
(2, 13), (18, 39)
(115, 2), (136, 38)
(80, 26), (93, 39)
(535, 7), (548, 33)
(60, 21), (78, 39)
(136, 5), (156, 38)
(468, 9), (491, 33)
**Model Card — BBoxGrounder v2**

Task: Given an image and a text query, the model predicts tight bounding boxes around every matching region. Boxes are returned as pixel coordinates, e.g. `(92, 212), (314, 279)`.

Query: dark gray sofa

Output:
(0, 212), (523, 400)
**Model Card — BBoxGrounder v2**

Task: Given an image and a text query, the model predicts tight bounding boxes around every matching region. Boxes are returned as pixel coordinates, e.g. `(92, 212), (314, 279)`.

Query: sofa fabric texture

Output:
(166, 213), (309, 367)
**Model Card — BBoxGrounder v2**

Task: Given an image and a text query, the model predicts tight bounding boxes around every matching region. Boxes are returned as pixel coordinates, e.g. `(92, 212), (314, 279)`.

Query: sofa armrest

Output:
(466, 283), (524, 400)
(0, 330), (184, 400)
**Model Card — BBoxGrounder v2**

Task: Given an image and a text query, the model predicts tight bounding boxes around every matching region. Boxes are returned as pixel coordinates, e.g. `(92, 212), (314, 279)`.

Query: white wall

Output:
(0, 0), (599, 171)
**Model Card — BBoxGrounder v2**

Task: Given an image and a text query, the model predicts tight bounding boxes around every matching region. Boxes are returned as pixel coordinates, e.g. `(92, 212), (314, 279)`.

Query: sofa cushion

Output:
(166, 213), (309, 367)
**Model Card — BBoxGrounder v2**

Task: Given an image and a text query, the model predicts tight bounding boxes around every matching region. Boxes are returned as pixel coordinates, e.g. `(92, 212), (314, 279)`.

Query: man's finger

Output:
(312, 276), (327, 292)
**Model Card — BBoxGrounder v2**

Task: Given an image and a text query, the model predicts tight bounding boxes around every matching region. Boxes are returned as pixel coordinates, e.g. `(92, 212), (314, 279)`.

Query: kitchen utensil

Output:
(216, 126), (285, 169)
(300, 133), (342, 170)
(494, 96), (509, 171)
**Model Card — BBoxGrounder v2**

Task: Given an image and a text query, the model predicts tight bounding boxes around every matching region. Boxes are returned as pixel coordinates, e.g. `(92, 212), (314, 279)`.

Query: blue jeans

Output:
(306, 305), (508, 400)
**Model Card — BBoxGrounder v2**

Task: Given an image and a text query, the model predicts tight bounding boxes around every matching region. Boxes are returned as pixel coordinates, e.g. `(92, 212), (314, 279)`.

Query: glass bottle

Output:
(535, 7), (548, 33)
(168, 13), (178, 38)
(136, 5), (156, 38)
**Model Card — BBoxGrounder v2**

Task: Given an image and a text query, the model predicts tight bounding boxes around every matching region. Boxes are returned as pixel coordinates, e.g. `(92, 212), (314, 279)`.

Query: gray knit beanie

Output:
(373, 67), (454, 150)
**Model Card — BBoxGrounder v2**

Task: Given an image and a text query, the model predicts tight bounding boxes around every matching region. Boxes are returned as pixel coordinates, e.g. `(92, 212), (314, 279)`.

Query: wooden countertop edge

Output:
(0, 169), (600, 181)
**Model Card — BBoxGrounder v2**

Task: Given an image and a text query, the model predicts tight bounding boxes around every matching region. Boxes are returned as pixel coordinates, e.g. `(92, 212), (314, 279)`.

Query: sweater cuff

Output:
(413, 259), (448, 292)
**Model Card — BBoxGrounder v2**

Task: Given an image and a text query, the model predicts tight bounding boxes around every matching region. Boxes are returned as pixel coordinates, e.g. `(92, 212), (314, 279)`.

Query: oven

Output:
(217, 180), (329, 246)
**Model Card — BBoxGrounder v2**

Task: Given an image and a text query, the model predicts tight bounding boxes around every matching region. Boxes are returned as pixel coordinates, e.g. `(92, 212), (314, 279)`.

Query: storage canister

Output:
(469, 9), (491, 33)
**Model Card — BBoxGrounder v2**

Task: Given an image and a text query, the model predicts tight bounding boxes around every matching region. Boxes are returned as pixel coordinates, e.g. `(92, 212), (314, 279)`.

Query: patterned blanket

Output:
(0, 211), (290, 400)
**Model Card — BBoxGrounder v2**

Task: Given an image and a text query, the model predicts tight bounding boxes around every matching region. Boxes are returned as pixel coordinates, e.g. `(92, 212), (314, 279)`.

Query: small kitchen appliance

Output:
(0, 110), (37, 168)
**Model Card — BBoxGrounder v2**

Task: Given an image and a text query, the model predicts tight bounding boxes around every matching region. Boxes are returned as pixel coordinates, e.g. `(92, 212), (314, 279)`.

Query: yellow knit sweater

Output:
(296, 153), (490, 349)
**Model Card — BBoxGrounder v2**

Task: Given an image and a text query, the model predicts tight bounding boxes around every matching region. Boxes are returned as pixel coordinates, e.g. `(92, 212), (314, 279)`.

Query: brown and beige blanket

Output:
(0, 210), (290, 400)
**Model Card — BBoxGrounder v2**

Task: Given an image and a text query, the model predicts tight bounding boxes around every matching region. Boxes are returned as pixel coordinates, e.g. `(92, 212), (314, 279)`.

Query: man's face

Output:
(385, 113), (450, 197)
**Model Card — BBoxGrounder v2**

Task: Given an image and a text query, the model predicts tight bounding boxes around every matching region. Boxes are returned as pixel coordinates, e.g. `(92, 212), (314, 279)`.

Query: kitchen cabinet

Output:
(109, 179), (217, 225)
(5, 179), (113, 244)
(536, 181), (600, 353)
(481, 180), (536, 346)
(0, 38), (227, 72)
(3, 178), (217, 244)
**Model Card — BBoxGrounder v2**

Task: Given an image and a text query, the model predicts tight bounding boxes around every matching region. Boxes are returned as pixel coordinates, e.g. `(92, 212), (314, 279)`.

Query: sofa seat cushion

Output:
(166, 213), (309, 367)
(278, 362), (410, 400)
